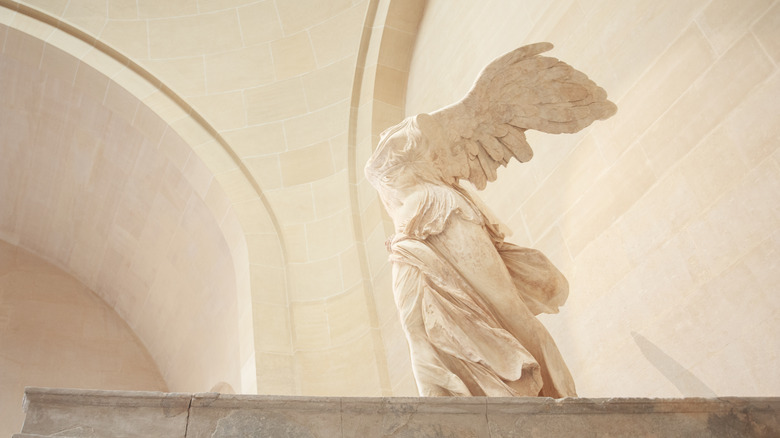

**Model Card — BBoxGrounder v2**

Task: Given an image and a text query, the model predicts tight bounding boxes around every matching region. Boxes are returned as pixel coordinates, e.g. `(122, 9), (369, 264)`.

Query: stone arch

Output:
(347, 0), (426, 395)
(0, 6), (265, 394)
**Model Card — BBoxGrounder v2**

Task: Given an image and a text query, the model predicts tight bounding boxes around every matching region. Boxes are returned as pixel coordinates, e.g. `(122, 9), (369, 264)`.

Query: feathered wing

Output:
(426, 42), (617, 189)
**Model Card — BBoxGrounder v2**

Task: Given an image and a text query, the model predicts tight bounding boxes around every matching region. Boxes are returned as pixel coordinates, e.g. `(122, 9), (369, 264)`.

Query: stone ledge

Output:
(16, 387), (780, 437)
(23, 386), (192, 409)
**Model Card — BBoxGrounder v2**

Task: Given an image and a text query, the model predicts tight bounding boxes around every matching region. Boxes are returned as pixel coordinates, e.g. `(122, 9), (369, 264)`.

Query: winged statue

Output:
(365, 43), (616, 397)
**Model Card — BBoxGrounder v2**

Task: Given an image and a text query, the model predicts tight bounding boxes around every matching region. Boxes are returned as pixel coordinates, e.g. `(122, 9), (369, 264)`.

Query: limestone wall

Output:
(0, 242), (166, 438)
(405, 0), (780, 397)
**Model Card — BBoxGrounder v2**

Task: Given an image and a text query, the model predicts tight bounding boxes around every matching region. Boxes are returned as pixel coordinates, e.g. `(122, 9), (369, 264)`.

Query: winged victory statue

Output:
(365, 43), (617, 397)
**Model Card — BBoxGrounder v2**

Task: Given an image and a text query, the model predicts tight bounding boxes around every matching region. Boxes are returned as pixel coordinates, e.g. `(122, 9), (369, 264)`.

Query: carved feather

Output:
(428, 42), (616, 189)
(499, 125), (533, 163)
(468, 156), (487, 190)
(477, 135), (505, 162)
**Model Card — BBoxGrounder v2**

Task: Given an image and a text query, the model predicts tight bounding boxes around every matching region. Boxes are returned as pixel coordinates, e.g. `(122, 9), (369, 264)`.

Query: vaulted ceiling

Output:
(0, 0), (424, 396)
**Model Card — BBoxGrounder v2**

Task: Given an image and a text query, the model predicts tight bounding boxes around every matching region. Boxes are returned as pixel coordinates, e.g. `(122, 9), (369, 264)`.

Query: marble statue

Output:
(365, 43), (616, 397)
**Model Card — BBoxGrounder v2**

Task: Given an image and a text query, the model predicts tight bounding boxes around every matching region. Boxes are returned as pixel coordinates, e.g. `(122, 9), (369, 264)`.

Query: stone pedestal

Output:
(15, 387), (780, 437)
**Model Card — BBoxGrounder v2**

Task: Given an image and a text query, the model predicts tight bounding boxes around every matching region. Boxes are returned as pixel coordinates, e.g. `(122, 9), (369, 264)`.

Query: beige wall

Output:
(405, 0), (780, 396)
(0, 240), (166, 437)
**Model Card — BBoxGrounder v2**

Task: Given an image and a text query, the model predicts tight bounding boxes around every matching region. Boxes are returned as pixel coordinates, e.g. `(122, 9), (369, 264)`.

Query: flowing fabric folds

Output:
(389, 223), (570, 397)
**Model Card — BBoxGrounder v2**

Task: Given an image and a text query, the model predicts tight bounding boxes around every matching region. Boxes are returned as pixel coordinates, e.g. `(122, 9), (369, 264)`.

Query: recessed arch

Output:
(0, 241), (168, 437)
(0, 16), (254, 394)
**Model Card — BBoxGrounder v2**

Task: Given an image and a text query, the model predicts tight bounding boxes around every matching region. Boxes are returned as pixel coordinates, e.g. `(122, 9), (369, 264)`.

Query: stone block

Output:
(186, 393), (342, 438)
(19, 387), (190, 437)
(341, 397), (489, 437)
(15, 388), (780, 437)
(486, 397), (780, 437)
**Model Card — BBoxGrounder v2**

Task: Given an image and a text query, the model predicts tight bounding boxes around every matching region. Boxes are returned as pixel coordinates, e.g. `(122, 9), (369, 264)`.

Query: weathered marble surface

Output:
(17, 387), (190, 437)
(364, 42), (616, 397)
(15, 387), (780, 437)
(187, 393), (342, 438)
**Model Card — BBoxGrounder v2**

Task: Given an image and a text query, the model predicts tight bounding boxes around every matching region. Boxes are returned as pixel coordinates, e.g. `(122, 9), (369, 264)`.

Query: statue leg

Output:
(392, 261), (471, 396)
(428, 218), (577, 397)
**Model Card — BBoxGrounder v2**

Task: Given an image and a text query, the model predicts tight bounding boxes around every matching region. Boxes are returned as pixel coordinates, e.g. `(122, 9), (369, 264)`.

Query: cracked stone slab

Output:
(19, 387), (191, 438)
(341, 396), (489, 437)
(185, 393), (343, 438)
(15, 387), (780, 437)
(485, 397), (780, 437)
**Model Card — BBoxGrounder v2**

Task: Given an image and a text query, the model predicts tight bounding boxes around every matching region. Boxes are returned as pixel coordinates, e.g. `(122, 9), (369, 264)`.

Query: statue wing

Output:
(427, 42), (617, 190)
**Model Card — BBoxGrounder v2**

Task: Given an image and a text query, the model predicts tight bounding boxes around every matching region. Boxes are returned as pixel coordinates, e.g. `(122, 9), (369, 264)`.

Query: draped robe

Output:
(381, 179), (576, 397)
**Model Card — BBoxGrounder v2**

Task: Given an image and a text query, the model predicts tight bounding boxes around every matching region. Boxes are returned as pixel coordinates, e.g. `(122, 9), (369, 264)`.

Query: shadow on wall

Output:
(631, 331), (716, 397)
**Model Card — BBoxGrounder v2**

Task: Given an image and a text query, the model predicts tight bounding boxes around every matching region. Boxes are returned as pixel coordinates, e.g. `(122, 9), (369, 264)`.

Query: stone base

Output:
(15, 387), (780, 437)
